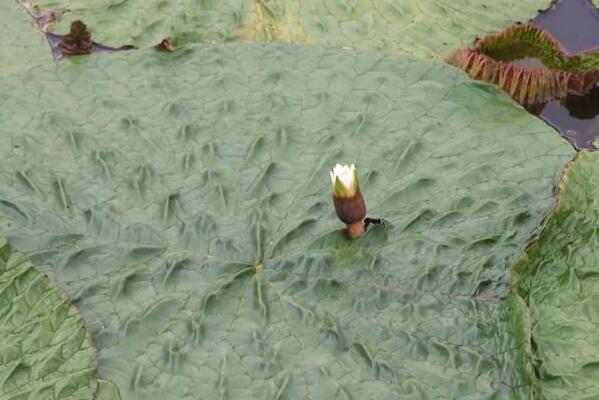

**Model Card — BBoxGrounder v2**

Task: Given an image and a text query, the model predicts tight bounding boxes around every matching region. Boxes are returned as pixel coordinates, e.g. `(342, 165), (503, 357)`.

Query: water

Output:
(46, 32), (135, 59)
(529, 0), (599, 149)
(533, 0), (599, 54)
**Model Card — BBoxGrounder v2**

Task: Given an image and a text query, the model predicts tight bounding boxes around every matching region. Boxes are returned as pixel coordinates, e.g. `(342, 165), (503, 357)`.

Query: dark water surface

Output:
(533, 0), (599, 53)
(530, 0), (599, 149)
(46, 32), (135, 59)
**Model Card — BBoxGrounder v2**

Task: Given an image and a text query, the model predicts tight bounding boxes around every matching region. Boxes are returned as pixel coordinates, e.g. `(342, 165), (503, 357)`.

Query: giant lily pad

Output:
(30, 0), (549, 57)
(0, 236), (97, 399)
(513, 151), (599, 399)
(0, 43), (573, 399)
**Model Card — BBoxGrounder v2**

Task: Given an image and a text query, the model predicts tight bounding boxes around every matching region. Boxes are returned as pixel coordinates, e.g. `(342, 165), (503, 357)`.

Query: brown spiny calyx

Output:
(330, 163), (367, 239)
(59, 20), (93, 56)
(333, 193), (367, 238)
(446, 23), (599, 105)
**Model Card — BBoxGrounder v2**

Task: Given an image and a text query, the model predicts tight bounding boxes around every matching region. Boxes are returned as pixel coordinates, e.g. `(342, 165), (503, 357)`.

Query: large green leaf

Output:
(1, 2), (50, 72)
(0, 236), (97, 399)
(0, 44), (573, 399)
(239, 0), (550, 58)
(513, 151), (599, 399)
(30, 0), (548, 57)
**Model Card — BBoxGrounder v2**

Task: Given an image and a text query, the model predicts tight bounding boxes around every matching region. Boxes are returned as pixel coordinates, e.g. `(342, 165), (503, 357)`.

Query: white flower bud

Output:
(329, 163), (367, 238)
(330, 163), (359, 198)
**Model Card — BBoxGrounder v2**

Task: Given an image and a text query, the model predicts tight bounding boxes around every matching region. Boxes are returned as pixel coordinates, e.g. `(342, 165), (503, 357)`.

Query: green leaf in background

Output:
(0, 43), (573, 399)
(0, 236), (97, 400)
(1, 2), (50, 72)
(513, 151), (599, 399)
(240, 0), (551, 58)
(29, 0), (549, 57)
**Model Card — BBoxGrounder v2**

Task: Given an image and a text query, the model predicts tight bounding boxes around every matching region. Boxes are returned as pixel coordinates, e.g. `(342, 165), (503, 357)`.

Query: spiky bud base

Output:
(333, 192), (367, 239)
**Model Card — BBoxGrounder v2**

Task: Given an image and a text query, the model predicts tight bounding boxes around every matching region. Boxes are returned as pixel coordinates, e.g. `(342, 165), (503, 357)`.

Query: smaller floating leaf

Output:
(512, 152), (599, 399)
(447, 23), (599, 105)
(0, 237), (97, 399)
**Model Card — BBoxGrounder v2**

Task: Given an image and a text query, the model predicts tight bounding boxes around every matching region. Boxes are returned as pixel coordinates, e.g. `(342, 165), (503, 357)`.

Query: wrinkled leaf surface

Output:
(0, 237), (97, 399)
(0, 43), (574, 399)
(513, 151), (599, 399)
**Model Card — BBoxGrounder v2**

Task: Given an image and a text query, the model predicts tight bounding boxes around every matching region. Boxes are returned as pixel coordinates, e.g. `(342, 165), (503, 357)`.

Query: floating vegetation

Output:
(447, 23), (599, 105)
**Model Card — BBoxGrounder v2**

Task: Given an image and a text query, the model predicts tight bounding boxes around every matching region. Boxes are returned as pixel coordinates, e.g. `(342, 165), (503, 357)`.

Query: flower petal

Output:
(330, 163), (359, 197)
